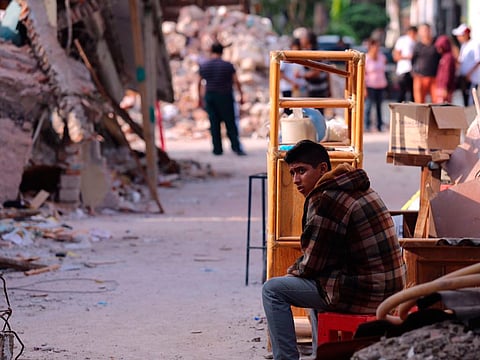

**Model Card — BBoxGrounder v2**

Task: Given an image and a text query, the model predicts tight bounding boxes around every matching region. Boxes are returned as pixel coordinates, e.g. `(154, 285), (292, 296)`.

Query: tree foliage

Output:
(257, 0), (317, 34)
(337, 3), (389, 43)
(255, 0), (388, 44)
(330, 0), (351, 22)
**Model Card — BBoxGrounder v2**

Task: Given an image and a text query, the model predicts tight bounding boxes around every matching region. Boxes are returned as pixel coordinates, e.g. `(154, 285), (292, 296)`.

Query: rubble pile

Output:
(0, 40), (51, 121)
(0, 40), (52, 204)
(0, 210), (114, 275)
(353, 321), (480, 360)
(162, 5), (291, 140)
(0, 1), (183, 211)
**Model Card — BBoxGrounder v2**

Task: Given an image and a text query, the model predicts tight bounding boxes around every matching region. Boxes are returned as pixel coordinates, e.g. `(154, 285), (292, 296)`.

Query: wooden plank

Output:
(128, 0), (163, 213)
(29, 190), (50, 210)
(386, 152), (432, 167)
(276, 160), (303, 238)
(0, 256), (45, 271)
(402, 240), (480, 286)
(288, 59), (349, 77)
(24, 264), (60, 276)
(430, 150), (452, 163)
(414, 168), (431, 238)
(279, 97), (353, 109)
(74, 39), (162, 212)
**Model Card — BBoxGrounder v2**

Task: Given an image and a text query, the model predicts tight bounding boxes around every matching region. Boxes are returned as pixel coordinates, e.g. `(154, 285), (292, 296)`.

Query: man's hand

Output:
(287, 265), (299, 276)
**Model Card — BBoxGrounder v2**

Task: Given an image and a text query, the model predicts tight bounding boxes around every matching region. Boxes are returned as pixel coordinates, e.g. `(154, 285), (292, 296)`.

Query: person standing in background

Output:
(452, 23), (480, 106)
(412, 23), (440, 103)
(280, 37), (306, 115)
(393, 26), (417, 102)
(364, 38), (388, 132)
(434, 35), (456, 103)
(299, 31), (331, 113)
(198, 42), (246, 156)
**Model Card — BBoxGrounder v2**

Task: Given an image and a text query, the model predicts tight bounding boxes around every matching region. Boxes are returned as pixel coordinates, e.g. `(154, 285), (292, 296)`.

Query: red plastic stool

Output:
(317, 312), (376, 345)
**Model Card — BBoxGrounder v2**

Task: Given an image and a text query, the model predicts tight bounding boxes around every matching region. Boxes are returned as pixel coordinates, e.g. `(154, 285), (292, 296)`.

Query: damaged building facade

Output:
(0, 0), (173, 210)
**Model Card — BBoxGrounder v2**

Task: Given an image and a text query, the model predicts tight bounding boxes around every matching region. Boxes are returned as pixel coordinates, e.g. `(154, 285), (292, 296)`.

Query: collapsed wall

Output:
(0, 0), (175, 211)
(0, 40), (52, 204)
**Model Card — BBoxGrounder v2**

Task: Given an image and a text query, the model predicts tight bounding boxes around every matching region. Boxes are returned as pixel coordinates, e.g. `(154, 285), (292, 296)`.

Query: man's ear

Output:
(319, 162), (329, 173)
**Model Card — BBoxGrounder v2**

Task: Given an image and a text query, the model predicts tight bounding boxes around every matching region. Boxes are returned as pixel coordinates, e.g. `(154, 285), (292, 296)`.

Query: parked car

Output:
(316, 35), (356, 51)
(316, 35), (356, 67)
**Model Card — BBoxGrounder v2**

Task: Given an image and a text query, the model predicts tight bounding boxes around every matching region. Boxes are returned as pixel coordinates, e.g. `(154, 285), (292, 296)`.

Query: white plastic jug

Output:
(280, 108), (317, 144)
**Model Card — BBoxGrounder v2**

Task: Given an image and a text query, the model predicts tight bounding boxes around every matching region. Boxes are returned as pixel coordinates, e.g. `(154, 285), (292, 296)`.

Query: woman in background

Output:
(364, 38), (388, 132)
(434, 35), (456, 103)
(280, 38), (306, 115)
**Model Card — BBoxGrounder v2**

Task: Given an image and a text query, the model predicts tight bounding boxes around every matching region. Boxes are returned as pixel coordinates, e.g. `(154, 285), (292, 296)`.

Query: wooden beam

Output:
(129, 0), (164, 213)
(24, 264), (61, 276)
(73, 39), (145, 140)
(74, 38), (164, 212)
(0, 256), (46, 271)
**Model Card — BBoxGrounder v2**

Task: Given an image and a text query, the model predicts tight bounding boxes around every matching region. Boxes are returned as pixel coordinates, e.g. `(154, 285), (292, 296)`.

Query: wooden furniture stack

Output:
(266, 49), (365, 328)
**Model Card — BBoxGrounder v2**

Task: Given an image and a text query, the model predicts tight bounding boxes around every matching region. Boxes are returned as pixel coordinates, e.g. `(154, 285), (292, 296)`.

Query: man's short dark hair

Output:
(284, 140), (332, 170)
(211, 42), (224, 55)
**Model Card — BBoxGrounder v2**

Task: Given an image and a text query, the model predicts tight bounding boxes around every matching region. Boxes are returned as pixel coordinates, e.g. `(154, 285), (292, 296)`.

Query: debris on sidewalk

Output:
(0, 211), (117, 274)
(352, 321), (480, 360)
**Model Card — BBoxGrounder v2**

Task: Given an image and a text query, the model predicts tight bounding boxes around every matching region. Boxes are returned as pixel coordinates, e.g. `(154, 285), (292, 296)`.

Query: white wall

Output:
(468, 0), (480, 41)
(410, 0), (436, 28)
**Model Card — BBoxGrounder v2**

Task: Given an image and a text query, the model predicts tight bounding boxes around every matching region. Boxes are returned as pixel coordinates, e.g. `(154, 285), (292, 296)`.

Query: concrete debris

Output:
(0, 119), (33, 204)
(352, 320), (480, 360)
(0, 217), (74, 245)
(0, 213), (115, 273)
(0, 41), (51, 121)
(0, 0), (179, 211)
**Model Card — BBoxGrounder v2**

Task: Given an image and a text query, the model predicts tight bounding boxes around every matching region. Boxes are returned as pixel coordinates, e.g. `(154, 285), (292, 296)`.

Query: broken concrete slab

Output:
(0, 119), (32, 204)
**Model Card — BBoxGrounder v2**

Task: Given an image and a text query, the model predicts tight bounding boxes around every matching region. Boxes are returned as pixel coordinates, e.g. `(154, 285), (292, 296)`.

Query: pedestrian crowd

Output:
(364, 21), (479, 132)
(196, 23), (480, 153)
(392, 22), (480, 108)
(275, 23), (480, 134)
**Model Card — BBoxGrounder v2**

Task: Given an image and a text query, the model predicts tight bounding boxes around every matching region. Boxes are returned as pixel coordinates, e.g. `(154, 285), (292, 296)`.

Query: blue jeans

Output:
(204, 91), (242, 154)
(364, 87), (385, 131)
(262, 276), (329, 360)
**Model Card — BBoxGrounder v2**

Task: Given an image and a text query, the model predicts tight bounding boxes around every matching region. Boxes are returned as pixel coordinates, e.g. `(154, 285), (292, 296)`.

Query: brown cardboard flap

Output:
(430, 181), (480, 237)
(445, 116), (480, 184)
(431, 106), (468, 129)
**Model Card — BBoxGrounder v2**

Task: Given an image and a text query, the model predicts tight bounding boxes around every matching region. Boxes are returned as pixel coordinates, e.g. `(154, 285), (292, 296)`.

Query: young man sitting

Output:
(262, 140), (406, 360)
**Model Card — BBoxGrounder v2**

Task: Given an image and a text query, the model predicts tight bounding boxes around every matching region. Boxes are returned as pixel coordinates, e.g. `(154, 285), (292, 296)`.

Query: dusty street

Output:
(3, 133), (419, 360)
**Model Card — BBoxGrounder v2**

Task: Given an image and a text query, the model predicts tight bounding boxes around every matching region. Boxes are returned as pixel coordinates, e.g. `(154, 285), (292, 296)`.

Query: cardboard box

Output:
(389, 103), (468, 155)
